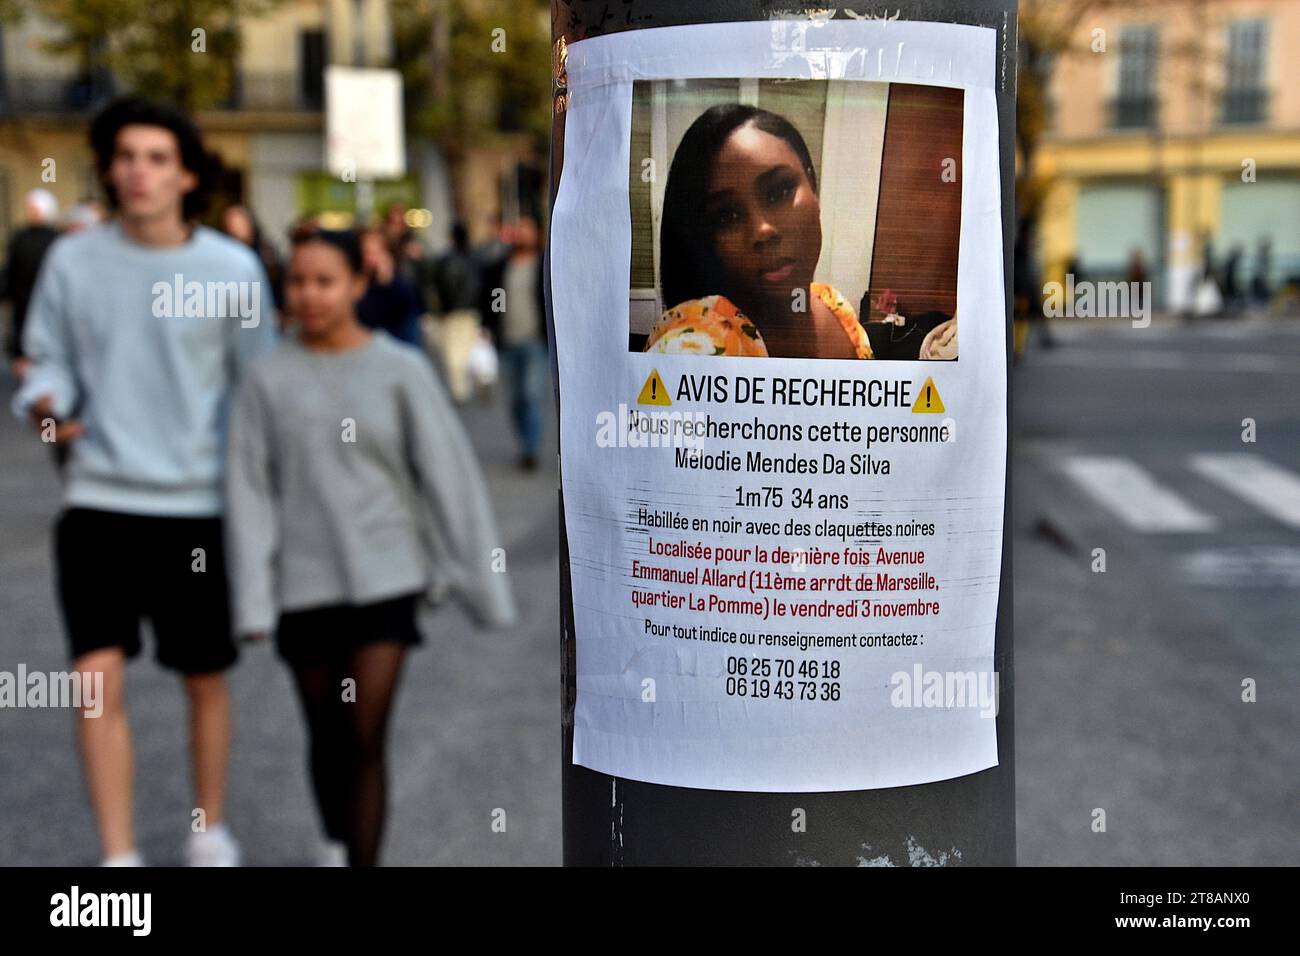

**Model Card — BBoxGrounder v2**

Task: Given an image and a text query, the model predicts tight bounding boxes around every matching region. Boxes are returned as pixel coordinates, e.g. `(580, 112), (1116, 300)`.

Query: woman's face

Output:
(287, 241), (366, 337)
(703, 123), (821, 315)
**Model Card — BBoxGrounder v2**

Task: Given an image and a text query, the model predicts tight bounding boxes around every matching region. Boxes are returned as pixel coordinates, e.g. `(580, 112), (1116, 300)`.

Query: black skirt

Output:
(275, 592), (424, 667)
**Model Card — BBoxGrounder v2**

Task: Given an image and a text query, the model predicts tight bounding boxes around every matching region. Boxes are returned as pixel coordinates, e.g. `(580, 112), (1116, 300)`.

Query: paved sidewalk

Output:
(0, 365), (561, 866)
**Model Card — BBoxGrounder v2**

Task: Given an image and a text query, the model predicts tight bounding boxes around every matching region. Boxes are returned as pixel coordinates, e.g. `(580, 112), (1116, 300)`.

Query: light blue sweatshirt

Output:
(12, 222), (278, 516)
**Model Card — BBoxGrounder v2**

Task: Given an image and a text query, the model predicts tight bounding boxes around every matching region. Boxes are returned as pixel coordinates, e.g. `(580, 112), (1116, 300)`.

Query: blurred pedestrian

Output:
(476, 214), (513, 347)
(1126, 249), (1148, 317)
(288, 213), (321, 244)
(64, 198), (106, 234)
(10, 95), (277, 867)
(220, 203), (285, 314)
(1222, 244), (1244, 312)
(496, 216), (549, 470)
(400, 232), (440, 346)
(1251, 238), (1272, 308)
(3, 188), (62, 381)
(430, 222), (484, 402)
(382, 203), (432, 297)
(1190, 233), (1223, 319)
(225, 229), (516, 867)
(1023, 242), (1058, 351)
(357, 227), (426, 350)
(401, 233), (435, 296)
(382, 202), (410, 260)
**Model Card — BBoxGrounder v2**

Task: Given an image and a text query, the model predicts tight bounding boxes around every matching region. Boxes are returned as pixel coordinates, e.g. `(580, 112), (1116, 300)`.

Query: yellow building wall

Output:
(1034, 129), (1300, 279)
(1050, 0), (1300, 139)
(1040, 179), (1078, 286)
(0, 124), (99, 218)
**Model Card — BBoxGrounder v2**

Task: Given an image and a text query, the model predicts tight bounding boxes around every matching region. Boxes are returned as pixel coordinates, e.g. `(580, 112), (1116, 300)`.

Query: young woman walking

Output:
(225, 229), (516, 866)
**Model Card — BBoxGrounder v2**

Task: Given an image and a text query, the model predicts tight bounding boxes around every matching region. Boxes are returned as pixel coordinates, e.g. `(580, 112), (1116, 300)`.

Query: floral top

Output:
(644, 282), (874, 359)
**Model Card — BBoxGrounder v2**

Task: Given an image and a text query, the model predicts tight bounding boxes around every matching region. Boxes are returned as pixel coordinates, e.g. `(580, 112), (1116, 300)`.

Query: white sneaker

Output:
(185, 822), (242, 867)
(314, 839), (348, 867)
(101, 849), (145, 867)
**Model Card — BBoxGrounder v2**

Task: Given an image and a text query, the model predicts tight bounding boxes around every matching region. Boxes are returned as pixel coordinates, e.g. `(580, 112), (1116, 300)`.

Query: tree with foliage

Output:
(391, 0), (551, 161)
(36, 0), (282, 111)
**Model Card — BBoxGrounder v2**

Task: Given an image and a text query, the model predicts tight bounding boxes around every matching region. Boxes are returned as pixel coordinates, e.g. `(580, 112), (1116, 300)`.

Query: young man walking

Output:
(12, 96), (277, 866)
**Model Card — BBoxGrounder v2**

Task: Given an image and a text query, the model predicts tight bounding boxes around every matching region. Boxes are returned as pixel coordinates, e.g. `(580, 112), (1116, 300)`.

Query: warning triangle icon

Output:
(638, 369), (671, 406)
(911, 376), (945, 414)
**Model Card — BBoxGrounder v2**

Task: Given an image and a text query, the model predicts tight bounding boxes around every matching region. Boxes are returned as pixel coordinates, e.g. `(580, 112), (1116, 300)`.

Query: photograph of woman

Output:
(645, 104), (873, 359)
(632, 80), (965, 361)
(224, 230), (517, 867)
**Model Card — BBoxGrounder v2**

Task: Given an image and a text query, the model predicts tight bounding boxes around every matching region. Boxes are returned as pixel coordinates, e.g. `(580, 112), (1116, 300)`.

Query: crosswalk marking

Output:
(1189, 454), (1300, 530)
(1060, 455), (1218, 532)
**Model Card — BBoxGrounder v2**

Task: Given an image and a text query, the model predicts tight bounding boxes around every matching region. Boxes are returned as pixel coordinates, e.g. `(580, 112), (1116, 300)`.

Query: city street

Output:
(1, 316), (1296, 865)
(1013, 316), (1300, 865)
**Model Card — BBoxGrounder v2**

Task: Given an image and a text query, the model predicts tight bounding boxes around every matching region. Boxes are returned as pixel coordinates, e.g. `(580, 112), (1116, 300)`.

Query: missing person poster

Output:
(551, 18), (1007, 791)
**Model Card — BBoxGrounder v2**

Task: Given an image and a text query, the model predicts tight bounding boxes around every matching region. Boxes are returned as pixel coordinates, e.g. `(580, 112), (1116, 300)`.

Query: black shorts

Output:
(275, 593), (424, 668)
(54, 507), (237, 674)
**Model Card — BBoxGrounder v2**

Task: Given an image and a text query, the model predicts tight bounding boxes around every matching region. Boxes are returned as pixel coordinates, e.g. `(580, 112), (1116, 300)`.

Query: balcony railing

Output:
(0, 70), (323, 115)
(1220, 87), (1268, 125)
(1109, 95), (1158, 130)
(225, 71), (323, 112)
(0, 72), (116, 115)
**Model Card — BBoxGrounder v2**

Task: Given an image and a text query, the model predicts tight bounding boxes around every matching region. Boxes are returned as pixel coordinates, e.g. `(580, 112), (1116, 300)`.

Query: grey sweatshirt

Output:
(224, 333), (518, 635)
(12, 222), (277, 515)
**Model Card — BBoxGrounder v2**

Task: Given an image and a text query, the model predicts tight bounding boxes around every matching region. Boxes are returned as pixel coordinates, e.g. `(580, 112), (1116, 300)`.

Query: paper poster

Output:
(551, 18), (1007, 792)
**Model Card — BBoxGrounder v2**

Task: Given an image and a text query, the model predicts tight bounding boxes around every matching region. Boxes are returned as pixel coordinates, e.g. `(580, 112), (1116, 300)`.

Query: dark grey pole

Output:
(548, 0), (1017, 866)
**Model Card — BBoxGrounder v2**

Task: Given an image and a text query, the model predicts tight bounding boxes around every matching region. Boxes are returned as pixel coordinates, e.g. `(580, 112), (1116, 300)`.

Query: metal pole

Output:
(549, 0), (1018, 866)
(356, 177), (375, 228)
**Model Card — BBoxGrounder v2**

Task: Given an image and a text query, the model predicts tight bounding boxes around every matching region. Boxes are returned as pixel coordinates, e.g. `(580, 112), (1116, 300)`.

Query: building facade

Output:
(1036, 0), (1300, 311)
(0, 0), (540, 257)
